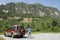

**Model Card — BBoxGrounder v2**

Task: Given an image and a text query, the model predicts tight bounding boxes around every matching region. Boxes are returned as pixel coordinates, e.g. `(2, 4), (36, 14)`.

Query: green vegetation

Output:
(0, 17), (60, 33)
(0, 2), (60, 17)
(0, 2), (60, 33)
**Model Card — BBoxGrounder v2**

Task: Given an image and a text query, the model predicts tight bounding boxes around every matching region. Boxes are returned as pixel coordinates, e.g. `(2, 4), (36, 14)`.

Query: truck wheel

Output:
(20, 35), (23, 37)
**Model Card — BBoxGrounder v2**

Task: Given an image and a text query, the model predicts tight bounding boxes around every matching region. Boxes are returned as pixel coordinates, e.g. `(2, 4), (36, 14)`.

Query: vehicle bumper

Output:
(13, 33), (25, 36)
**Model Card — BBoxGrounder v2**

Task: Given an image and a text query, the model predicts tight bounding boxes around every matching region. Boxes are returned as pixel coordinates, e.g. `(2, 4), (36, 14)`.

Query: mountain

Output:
(0, 2), (60, 32)
(0, 2), (60, 18)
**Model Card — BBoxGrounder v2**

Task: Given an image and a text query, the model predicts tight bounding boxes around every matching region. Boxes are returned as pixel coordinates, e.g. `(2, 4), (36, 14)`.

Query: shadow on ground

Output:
(7, 35), (34, 39)
(14, 36), (27, 38)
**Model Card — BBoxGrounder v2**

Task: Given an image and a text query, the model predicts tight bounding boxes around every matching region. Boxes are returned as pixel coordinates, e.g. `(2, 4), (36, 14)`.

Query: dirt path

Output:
(0, 33), (60, 40)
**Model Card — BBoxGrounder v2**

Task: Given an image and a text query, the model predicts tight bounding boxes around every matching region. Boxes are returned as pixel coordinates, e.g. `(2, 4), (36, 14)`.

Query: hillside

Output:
(0, 2), (60, 32)
(0, 2), (60, 18)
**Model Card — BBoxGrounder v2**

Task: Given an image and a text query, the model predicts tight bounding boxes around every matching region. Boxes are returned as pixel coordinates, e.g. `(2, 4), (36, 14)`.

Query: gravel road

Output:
(0, 33), (60, 40)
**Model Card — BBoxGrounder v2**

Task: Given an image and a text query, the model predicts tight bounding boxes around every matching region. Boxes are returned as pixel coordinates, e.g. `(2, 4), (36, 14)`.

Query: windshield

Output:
(11, 27), (16, 30)
(17, 26), (24, 31)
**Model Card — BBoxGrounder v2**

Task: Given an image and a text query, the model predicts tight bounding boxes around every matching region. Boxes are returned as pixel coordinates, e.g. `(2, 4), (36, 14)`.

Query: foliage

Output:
(0, 2), (60, 33)
(0, 17), (60, 33)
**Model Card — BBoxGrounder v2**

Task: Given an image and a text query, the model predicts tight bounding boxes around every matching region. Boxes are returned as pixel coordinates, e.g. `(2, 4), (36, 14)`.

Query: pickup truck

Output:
(4, 25), (25, 38)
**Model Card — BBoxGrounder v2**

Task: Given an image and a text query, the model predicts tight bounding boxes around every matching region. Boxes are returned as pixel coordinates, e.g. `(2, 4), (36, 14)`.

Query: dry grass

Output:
(0, 36), (5, 40)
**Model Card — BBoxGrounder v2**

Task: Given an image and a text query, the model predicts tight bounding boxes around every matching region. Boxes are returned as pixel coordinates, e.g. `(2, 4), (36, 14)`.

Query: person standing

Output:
(28, 26), (32, 39)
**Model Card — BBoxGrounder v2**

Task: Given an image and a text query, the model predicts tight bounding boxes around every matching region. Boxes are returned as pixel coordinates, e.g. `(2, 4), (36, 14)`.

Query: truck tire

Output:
(20, 35), (23, 37)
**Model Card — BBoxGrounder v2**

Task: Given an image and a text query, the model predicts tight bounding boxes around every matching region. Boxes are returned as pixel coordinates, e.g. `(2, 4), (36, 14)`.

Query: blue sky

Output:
(0, 0), (60, 10)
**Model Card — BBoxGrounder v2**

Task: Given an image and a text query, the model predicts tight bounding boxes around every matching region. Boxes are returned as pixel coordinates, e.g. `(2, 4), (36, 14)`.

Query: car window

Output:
(11, 27), (16, 30)
(17, 26), (24, 31)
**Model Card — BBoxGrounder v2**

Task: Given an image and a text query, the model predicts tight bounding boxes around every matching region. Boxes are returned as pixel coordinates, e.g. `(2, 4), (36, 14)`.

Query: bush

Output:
(0, 17), (60, 33)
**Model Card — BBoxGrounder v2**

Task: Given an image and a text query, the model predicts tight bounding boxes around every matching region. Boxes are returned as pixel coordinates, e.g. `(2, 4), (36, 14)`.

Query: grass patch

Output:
(0, 36), (5, 40)
(26, 32), (41, 34)
(0, 32), (4, 35)
(32, 32), (41, 34)
(26, 32), (60, 34)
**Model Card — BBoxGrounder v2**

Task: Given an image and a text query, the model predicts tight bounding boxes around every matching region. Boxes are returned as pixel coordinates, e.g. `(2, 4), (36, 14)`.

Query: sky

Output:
(0, 0), (60, 10)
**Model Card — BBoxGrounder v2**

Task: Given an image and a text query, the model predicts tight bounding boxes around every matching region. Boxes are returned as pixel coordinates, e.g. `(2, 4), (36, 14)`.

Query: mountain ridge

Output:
(0, 2), (60, 18)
